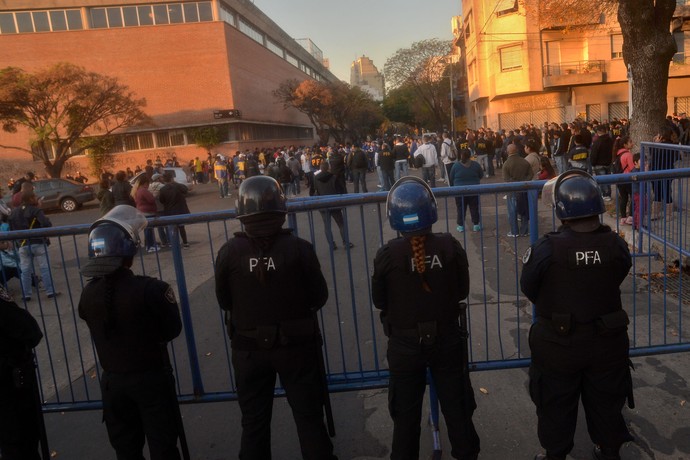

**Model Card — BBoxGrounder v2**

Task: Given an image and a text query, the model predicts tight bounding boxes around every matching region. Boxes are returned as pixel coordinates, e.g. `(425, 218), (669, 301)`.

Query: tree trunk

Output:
(44, 156), (66, 178)
(618, 0), (677, 147)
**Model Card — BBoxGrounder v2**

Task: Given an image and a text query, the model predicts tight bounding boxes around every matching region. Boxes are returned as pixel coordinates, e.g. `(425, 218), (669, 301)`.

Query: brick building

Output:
(0, 0), (337, 180)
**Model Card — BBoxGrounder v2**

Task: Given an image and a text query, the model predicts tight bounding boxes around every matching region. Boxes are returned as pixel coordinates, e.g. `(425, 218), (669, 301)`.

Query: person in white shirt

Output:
(415, 134), (439, 187)
(440, 132), (457, 181)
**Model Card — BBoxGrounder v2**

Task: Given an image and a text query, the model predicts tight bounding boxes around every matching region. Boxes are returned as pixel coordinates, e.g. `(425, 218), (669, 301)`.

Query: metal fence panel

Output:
(2, 165), (690, 412)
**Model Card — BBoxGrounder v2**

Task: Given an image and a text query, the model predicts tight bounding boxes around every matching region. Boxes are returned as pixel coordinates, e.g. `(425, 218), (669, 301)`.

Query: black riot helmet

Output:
(81, 205), (147, 277)
(236, 175), (287, 220)
(546, 170), (605, 221)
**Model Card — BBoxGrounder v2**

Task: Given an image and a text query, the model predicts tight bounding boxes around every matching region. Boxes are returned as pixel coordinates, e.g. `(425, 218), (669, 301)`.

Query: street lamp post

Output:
(449, 62), (455, 140)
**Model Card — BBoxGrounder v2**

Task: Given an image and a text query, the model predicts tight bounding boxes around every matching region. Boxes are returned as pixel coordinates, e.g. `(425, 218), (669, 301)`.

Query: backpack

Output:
(612, 154), (623, 174)
(445, 140), (457, 161)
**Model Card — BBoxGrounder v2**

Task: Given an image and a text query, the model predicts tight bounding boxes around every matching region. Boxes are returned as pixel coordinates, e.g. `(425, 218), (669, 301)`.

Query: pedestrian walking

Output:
(314, 162), (354, 250)
(371, 176), (480, 460)
(78, 205), (185, 460)
(215, 176), (337, 460)
(521, 170), (634, 460)
(159, 172), (191, 248)
(8, 190), (59, 301)
(449, 149), (483, 233)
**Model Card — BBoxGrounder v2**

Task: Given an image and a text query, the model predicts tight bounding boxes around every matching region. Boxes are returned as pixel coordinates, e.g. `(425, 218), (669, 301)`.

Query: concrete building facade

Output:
(459, 0), (690, 130)
(350, 55), (385, 101)
(0, 0), (336, 179)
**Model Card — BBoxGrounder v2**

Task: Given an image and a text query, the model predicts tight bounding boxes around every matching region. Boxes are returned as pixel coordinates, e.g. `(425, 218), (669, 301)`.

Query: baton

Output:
(458, 302), (470, 375)
(167, 369), (190, 460)
(314, 316), (335, 437)
(29, 361), (50, 460)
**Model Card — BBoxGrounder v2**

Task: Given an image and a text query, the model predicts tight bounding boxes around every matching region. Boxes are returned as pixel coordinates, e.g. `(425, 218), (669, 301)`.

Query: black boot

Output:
(592, 445), (621, 460)
(534, 454), (566, 460)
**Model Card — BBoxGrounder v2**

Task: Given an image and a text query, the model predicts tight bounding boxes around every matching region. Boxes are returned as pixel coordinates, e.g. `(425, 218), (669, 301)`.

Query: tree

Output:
(187, 126), (223, 154)
(528, 0), (680, 146)
(274, 79), (383, 144)
(384, 39), (454, 132)
(0, 62), (149, 178)
(274, 79), (332, 144)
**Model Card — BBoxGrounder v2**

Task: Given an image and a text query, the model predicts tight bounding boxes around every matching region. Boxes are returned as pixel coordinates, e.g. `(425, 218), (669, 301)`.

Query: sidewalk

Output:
(45, 351), (690, 459)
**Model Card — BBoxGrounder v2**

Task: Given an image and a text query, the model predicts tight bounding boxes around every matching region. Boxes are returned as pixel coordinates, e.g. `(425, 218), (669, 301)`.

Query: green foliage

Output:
(0, 62), (149, 178)
(187, 126), (223, 153)
(383, 39), (453, 132)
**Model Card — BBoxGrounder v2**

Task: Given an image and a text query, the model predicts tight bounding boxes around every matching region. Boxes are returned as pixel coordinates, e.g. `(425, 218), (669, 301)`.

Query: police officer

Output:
(0, 284), (44, 460)
(371, 176), (480, 460)
(215, 176), (337, 460)
(78, 205), (184, 460)
(520, 170), (633, 460)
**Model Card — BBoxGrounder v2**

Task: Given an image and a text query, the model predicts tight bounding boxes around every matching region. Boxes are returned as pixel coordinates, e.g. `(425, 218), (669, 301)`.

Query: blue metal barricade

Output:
(1, 167), (690, 414)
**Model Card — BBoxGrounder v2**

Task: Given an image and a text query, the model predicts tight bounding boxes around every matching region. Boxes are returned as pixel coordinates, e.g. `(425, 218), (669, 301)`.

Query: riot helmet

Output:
(387, 176), (438, 234)
(81, 205), (147, 277)
(236, 175), (287, 220)
(544, 170), (605, 221)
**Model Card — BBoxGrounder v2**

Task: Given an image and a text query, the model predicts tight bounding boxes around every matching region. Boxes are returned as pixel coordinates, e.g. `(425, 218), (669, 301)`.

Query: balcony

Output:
(670, 52), (690, 77)
(543, 60), (605, 87)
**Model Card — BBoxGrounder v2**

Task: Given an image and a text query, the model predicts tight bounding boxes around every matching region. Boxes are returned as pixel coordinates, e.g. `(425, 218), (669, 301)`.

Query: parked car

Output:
(31, 178), (95, 212)
(129, 167), (194, 191)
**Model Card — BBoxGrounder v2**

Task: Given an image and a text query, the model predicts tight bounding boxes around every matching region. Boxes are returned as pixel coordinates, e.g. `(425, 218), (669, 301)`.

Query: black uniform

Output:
(0, 286), (43, 460)
(215, 230), (336, 460)
(371, 233), (480, 460)
(78, 268), (183, 460)
(520, 225), (633, 458)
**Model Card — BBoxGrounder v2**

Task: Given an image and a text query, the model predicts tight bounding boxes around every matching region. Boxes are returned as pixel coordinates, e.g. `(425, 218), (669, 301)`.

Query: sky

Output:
(252, 0), (461, 82)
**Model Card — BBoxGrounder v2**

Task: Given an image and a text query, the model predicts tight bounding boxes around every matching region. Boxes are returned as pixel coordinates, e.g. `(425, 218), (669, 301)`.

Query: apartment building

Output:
(350, 55), (385, 101)
(459, 0), (690, 130)
(0, 0), (337, 175)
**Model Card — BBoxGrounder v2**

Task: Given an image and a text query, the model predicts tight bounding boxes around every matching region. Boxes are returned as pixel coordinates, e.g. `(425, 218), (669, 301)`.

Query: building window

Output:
(586, 104), (601, 122)
(0, 13), (17, 33)
(106, 7), (123, 28)
(183, 3), (199, 22)
(675, 97), (690, 116)
(496, 0), (518, 16)
(267, 38), (283, 57)
(138, 6), (154, 26)
(88, 2), (212, 29)
(608, 102), (629, 121)
(198, 2), (213, 21)
(673, 31), (686, 64)
(468, 60), (477, 84)
(124, 133), (154, 151)
(219, 3), (235, 26)
(464, 12), (472, 39)
(500, 45), (522, 71)
(239, 18), (263, 44)
(286, 53), (299, 67)
(90, 8), (107, 28)
(153, 5), (169, 24)
(168, 4), (184, 24)
(169, 130), (185, 146)
(611, 34), (623, 59)
(122, 7), (139, 27)
(0, 8), (86, 33)
(32, 11), (51, 32)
